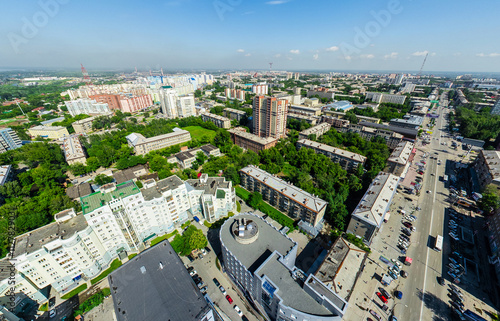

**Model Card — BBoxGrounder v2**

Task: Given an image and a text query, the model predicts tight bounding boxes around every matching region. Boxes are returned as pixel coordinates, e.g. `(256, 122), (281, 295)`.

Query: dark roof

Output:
(176, 151), (196, 162)
(108, 240), (212, 321)
(66, 183), (92, 199)
(113, 164), (148, 184)
(200, 144), (218, 153)
(358, 121), (418, 138)
(141, 175), (185, 201)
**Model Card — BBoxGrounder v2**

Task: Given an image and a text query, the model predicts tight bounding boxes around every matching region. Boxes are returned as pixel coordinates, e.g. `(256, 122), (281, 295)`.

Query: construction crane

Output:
(269, 62), (273, 72)
(417, 53), (428, 78)
(253, 72), (258, 78)
(80, 63), (92, 85)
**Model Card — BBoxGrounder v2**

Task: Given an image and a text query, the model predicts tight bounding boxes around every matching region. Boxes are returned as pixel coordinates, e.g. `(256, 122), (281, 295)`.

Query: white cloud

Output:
(326, 46), (339, 52)
(360, 54), (375, 59)
(384, 52), (398, 59)
(236, 49), (245, 53)
(412, 50), (429, 56)
(453, 52), (462, 56)
(245, 53), (251, 57)
(290, 49), (300, 55)
(431, 52), (436, 56)
(274, 54), (282, 58)
(344, 55), (352, 61)
(477, 53), (500, 57)
(313, 54), (319, 60)
(266, 0), (290, 4)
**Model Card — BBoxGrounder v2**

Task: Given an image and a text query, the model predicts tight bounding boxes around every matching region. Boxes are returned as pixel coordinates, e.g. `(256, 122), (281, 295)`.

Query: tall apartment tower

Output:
(0, 128), (22, 153)
(253, 96), (288, 139)
(159, 88), (195, 119)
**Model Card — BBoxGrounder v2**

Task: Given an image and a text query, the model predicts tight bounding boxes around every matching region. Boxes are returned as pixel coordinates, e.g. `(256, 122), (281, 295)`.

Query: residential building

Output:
(90, 94), (153, 113)
(72, 114), (113, 134)
(322, 110), (380, 124)
(400, 83), (416, 93)
(0, 128), (22, 153)
(289, 105), (322, 116)
(224, 108), (247, 121)
(354, 121), (418, 141)
(386, 141), (415, 177)
(167, 144), (221, 169)
(113, 164), (149, 184)
(474, 150), (500, 189)
(200, 112), (231, 129)
(224, 88), (246, 100)
(297, 139), (367, 172)
(27, 126), (69, 139)
(62, 135), (87, 165)
(240, 166), (327, 227)
(389, 115), (424, 129)
(0, 165), (12, 186)
(66, 183), (93, 200)
(65, 98), (111, 116)
(158, 88), (196, 118)
(253, 96), (288, 139)
(314, 237), (367, 301)
(252, 84), (268, 95)
(307, 87), (335, 99)
(321, 115), (350, 128)
(108, 240), (215, 321)
(220, 213), (347, 321)
(395, 73), (405, 85)
(228, 128), (278, 153)
(287, 113), (320, 125)
(365, 92), (407, 105)
(298, 123), (331, 140)
(346, 172), (399, 244)
(126, 128), (192, 155)
(491, 98), (500, 116)
(0, 260), (47, 304)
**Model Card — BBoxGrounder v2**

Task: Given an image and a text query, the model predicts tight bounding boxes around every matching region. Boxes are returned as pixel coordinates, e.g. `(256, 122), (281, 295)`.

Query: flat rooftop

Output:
(297, 139), (367, 163)
(224, 107), (246, 115)
(240, 166), (327, 213)
(257, 253), (333, 316)
(300, 123), (331, 136)
(108, 240), (211, 321)
(126, 129), (191, 146)
(13, 214), (88, 257)
(220, 213), (296, 272)
(387, 141), (414, 165)
(63, 136), (85, 161)
(186, 175), (230, 196)
(141, 175), (184, 201)
(228, 129), (278, 145)
(80, 181), (141, 214)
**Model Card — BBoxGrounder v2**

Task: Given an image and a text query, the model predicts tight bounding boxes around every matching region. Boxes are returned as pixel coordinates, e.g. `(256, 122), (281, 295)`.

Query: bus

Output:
(443, 175), (448, 183)
(434, 235), (443, 251)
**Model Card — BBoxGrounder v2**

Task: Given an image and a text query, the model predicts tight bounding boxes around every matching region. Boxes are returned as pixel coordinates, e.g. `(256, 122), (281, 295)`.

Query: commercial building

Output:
(298, 123), (331, 140)
(65, 98), (111, 116)
(323, 101), (353, 112)
(220, 213), (347, 321)
(71, 113), (113, 134)
(297, 139), (367, 172)
(365, 92), (407, 105)
(228, 128), (278, 153)
(200, 112), (231, 129)
(126, 128), (192, 155)
(386, 141), (415, 177)
(252, 84), (268, 95)
(346, 172), (399, 244)
(224, 108), (247, 121)
(28, 126), (69, 140)
(62, 135), (86, 165)
(389, 115), (424, 129)
(253, 96), (288, 139)
(91, 94), (153, 113)
(158, 88), (196, 119)
(474, 150), (500, 189)
(240, 166), (327, 227)
(108, 240), (215, 321)
(0, 128), (22, 153)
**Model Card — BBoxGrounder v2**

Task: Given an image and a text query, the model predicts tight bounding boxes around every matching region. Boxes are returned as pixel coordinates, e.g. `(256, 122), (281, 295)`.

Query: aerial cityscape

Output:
(1, 1), (500, 321)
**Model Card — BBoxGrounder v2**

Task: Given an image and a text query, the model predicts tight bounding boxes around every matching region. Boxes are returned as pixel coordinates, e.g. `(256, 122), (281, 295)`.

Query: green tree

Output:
(248, 192), (263, 208)
(195, 151), (208, 165)
(69, 163), (88, 176)
(86, 157), (100, 172)
(94, 174), (114, 186)
(187, 228), (208, 250)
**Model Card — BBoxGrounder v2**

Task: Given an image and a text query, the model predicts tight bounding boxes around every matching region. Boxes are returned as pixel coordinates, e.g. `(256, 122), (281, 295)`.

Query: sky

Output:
(1, 0), (500, 72)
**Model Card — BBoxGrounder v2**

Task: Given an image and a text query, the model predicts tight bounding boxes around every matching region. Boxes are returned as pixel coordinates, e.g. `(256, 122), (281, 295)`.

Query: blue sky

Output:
(1, 0), (500, 72)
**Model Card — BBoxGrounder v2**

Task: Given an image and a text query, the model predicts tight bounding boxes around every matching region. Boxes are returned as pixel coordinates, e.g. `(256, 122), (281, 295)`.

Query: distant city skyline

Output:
(1, 0), (499, 72)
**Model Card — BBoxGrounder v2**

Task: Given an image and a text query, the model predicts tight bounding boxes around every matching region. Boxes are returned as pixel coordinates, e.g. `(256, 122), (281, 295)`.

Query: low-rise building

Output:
(228, 128), (278, 153)
(298, 123), (331, 140)
(287, 113), (320, 125)
(62, 135), (86, 165)
(307, 87), (336, 99)
(72, 115), (106, 134)
(200, 112), (231, 129)
(220, 213), (347, 321)
(167, 144), (221, 169)
(28, 126), (69, 139)
(389, 115), (424, 129)
(346, 172), (399, 244)
(0, 165), (13, 186)
(224, 108), (247, 121)
(126, 128), (192, 155)
(297, 139), (366, 172)
(289, 105), (322, 116)
(240, 166), (327, 227)
(323, 101), (353, 112)
(112, 164), (149, 184)
(0, 128), (22, 153)
(474, 150), (500, 189)
(386, 141), (415, 177)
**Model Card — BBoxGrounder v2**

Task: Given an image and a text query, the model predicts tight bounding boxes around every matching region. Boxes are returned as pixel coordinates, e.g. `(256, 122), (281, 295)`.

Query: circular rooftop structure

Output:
(231, 217), (259, 244)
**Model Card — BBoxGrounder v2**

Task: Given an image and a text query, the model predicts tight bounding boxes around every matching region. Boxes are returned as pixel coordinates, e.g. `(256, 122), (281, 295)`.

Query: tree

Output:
(69, 163), (88, 176)
(195, 151), (208, 165)
(86, 157), (100, 172)
(213, 130), (232, 152)
(0, 181), (22, 198)
(94, 174), (113, 186)
(187, 228), (208, 250)
(478, 186), (500, 213)
(248, 192), (263, 208)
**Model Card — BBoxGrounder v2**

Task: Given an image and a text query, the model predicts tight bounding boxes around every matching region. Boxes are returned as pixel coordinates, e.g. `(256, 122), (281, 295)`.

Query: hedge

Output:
(61, 283), (88, 300)
(150, 230), (179, 246)
(90, 259), (122, 285)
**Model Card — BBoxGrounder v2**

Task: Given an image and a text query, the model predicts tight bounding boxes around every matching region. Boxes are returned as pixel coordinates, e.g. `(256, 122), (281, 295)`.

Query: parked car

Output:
(403, 222), (412, 228)
(213, 278), (221, 287)
(190, 270), (197, 276)
(187, 266), (194, 272)
(234, 305), (243, 317)
(370, 309), (382, 321)
(388, 270), (398, 280)
(394, 291), (403, 300)
(204, 247), (211, 253)
(197, 282), (205, 288)
(391, 259), (401, 268)
(49, 309), (57, 319)
(201, 248), (207, 256)
(200, 286), (208, 293)
(187, 255), (195, 262)
(376, 292), (388, 304)
(379, 287), (392, 299)
(219, 286), (227, 295)
(437, 277), (445, 285)
(400, 270), (408, 278)
(226, 295), (233, 304)
(198, 253), (204, 260)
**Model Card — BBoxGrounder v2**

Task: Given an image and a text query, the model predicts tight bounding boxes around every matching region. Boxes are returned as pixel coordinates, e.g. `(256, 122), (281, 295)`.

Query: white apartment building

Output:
(65, 98), (111, 117)
(252, 84), (268, 95)
(365, 92), (407, 105)
(126, 128), (192, 155)
(158, 88), (196, 118)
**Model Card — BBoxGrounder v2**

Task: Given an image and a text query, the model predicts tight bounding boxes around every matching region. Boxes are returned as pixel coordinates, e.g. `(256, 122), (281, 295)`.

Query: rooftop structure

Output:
(108, 240), (214, 321)
(389, 115), (424, 129)
(62, 135), (86, 165)
(66, 182), (92, 199)
(27, 126), (69, 140)
(80, 181), (141, 214)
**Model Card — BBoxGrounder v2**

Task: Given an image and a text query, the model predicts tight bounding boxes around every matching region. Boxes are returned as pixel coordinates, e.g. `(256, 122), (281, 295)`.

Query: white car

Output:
(189, 270), (197, 276)
(201, 248), (207, 256)
(49, 309), (57, 318)
(233, 305), (243, 317)
(219, 286), (227, 296)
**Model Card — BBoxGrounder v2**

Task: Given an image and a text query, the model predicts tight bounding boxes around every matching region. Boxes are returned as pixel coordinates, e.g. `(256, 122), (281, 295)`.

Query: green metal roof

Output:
(80, 181), (141, 215)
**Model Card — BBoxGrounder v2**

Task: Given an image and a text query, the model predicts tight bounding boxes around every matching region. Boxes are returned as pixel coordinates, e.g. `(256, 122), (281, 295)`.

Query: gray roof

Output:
(358, 121), (418, 138)
(0, 259), (14, 282)
(297, 139), (367, 163)
(113, 165), (147, 184)
(66, 183), (92, 199)
(257, 253), (333, 316)
(108, 240), (212, 321)
(200, 144), (218, 153)
(13, 214), (88, 257)
(186, 175), (230, 196)
(176, 151), (196, 162)
(220, 213), (296, 272)
(387, 141), (414, 165)
(141, 175), (184, 201)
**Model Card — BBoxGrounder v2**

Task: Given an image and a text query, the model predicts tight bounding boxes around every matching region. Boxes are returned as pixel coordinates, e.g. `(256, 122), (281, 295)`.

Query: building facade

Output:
(386, 141), (414, 177)
(62, 135), (87, 165)
(220, 213), (347, 321)
(28, 126), (69, 139)
(65, 98), (112, 116)
(91, 94), (153, 113)
(298, 123), (331, 140)
(239, 166), (327, 227)
(365, 92), (407, 105)
(252, 84), (268, 95)
(474, 150), (500, 189)
(296, 139), (367, 172)
(0, 128), (22, 153)
(72, 114), (113, 134)
(126, 129), (192, 155)
(228, 128), (278, 153)
(200, 112), (231, 129)
(253, 96), (288, 139)
(224, 108), (247, 121)
(158, 88), (196, 119)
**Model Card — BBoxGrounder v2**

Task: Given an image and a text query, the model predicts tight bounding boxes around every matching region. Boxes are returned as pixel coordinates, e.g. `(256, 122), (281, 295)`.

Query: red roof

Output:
(405, 257), (413, 264)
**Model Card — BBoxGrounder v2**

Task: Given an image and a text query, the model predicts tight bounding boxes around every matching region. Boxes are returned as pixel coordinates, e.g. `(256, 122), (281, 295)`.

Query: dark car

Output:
(262, 214), (269, 219)
(213, 278), (220, 287)
(437, 276), (445, 285)
(198, 253), (203, 260)
(49, 297), (56, 308)
(187, 266), (194, 272)
(403, 222), (412, 228)
(187, 255), (195, 262)
(400, 270), (408, 278)
(204, 246), (211, 253)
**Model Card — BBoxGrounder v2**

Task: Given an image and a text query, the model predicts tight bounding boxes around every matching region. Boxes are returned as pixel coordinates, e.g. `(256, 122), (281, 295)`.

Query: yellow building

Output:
(28, 125), (69, 139)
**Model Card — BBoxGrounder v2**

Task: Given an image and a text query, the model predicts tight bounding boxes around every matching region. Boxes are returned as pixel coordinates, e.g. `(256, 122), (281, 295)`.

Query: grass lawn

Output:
(61, 284), (88, 300)
(127, 253), (137, 260)
(150, 230), (178, 246)
(182, 126), (216, 140)
(90, 259), (122, 285)
(235, 186), (251, 201)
